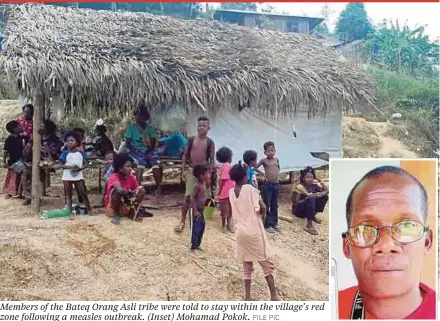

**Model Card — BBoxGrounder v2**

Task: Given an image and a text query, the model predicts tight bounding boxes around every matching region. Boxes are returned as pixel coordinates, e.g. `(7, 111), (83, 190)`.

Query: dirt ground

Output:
(342, 117), (419, 158)
(0, 102), (422, 302)
(0, 175), (329, 301)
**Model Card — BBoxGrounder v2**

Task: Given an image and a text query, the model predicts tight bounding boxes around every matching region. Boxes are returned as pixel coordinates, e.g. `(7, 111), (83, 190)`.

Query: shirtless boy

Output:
(175, 116), (215, 233)
(190, 164), (209, 252)
(257, 141), (280, 233)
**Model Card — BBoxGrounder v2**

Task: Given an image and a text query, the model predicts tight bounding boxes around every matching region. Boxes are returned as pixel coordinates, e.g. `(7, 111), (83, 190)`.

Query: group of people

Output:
(1, 104), (167, 221)
(2, 103), (329, 301)
(171, 115), (329, 300)
(2, 104), (113, 212)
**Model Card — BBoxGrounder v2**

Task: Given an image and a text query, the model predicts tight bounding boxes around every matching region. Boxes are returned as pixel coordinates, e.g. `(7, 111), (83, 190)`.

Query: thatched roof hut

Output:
(0, 4), (373, 118)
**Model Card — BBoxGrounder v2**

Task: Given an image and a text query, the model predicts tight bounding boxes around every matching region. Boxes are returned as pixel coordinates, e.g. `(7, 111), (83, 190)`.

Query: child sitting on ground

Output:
(216, 146), (234, 233)
(104, 153), (146, 225)
(229, 162), (278, 301)
(190, 164), (209, 253)
(256, 141), (281, 234)
(3, 120), (24, 198)
(60, 132), (91, 218)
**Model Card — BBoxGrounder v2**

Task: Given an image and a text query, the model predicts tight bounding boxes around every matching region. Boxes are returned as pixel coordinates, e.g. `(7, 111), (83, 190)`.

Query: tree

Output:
(335, 3), (374, 42)
(315, 3), (333, 35)
(315, 23), (330, 35)
(219, 3), (257, 12)
(364, 20), (439, 77)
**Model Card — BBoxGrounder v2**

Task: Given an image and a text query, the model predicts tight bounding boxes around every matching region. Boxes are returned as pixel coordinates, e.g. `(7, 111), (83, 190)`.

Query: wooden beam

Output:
(31, 93), (44, 216)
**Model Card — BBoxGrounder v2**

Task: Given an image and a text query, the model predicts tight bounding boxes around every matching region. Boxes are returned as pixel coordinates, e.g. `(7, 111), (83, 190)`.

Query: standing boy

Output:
(190, 164), (209, 252)
(257, 142), (280, 233)
(60, 132), (91, 218)
(175, 116), (215, 233)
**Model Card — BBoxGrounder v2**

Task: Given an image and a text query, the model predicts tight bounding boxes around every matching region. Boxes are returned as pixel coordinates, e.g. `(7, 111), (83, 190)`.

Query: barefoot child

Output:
(216, 147), (234, 233)
(60, 132), (91, 218)
(257, 141), (280, 234)
(3, 121), (24, 198)
(229, 162), (278, 301)
(175, 116), (215, 233)
(190, 164), (209, 252)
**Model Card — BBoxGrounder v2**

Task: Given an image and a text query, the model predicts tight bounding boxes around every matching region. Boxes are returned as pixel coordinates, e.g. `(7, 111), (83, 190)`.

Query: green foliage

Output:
(365, 66), (439, 157)
(364, 20), (439, 77)
(315, 23), (330, 35)
(366, 66), (438, 109)
(219, 2), (258, 12)
(335, 3), (374, 42)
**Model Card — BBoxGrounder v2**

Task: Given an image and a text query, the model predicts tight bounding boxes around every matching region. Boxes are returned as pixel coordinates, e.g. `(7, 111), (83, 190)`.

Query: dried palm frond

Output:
(0, 4), (375, 118)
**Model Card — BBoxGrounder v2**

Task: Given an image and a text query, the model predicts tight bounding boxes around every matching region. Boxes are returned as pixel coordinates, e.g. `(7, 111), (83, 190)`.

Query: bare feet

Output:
(112, 215), (120, 225)
(304, 226), (318, 235)
(313, 217), (322, 224)
(23, 199), (31, 206)
(222, 226), (227, 234)
(266, 227), (276, 234)
(174, 222), (185, 233)
(5, 194), (11, 199)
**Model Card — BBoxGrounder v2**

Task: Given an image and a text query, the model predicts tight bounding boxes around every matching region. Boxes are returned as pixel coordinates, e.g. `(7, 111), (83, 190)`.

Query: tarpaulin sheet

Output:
(153, 107), (342, 173)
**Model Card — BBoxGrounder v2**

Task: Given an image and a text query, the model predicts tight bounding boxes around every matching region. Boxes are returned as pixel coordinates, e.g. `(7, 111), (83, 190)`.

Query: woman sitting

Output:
(124, 104), (162, 194)
(104, 153), (146, 225)
(291, 166), (328, 235)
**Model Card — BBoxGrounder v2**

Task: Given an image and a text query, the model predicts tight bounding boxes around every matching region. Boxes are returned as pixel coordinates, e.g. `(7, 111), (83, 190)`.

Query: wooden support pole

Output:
(31, 93), (44, 216)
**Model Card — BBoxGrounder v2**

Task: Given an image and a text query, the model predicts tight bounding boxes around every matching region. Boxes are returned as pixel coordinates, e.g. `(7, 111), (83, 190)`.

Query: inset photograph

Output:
(330, 159), (437, 320)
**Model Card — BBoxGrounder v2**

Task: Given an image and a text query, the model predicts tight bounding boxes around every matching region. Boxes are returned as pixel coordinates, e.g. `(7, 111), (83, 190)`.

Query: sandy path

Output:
(0, 183), (328, 301)
(368, 121), (419, 158)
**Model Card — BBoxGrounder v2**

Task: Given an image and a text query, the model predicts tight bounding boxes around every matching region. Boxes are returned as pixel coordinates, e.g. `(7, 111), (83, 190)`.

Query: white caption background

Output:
(0, 302), (328, 321)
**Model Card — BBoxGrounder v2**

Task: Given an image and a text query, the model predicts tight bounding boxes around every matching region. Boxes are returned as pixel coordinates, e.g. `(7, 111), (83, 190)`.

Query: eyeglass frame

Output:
(342, 220), (430, 248)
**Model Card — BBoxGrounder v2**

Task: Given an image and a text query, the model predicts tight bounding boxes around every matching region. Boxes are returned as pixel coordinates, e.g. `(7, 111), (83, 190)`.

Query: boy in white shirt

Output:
(60, 132), (91, 218)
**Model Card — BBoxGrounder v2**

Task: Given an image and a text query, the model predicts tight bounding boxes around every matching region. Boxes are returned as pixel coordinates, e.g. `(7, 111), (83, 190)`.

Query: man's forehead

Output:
(351, 173), (424, 220)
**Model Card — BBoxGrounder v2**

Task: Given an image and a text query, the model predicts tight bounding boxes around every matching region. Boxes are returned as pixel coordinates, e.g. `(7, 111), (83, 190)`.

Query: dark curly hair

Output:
(64, 131), (81, 144)
(113, 152), (132, 173)
(73, 127), (85, 136)
(95, 124), (107, 134)
(243, 150), (257, 166)
(6, 120), (19, 134)
(22, 103), (34, 112)
(216, 146), (233, 164)
(230, 161), (247, 184)
(263, 141), (275, 151)
(299, 166), (316, 184)
(193, 164), (208, 180)
(197, 115), (210, 123)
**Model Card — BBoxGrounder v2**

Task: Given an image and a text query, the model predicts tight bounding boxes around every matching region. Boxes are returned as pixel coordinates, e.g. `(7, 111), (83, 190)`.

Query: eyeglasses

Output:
(342, 220), (429, 248)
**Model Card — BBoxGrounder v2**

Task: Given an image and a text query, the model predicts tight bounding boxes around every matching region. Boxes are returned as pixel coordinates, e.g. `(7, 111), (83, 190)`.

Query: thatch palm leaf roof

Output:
(0, 4), (374, 117)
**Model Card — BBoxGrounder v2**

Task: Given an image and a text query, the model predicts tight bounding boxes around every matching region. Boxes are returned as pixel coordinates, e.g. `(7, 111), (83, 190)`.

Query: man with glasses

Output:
(338, 166), (436, 320)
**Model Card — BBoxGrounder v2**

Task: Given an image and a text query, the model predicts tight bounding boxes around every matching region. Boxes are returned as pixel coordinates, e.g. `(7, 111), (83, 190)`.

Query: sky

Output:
(211, 3), (440, 41)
